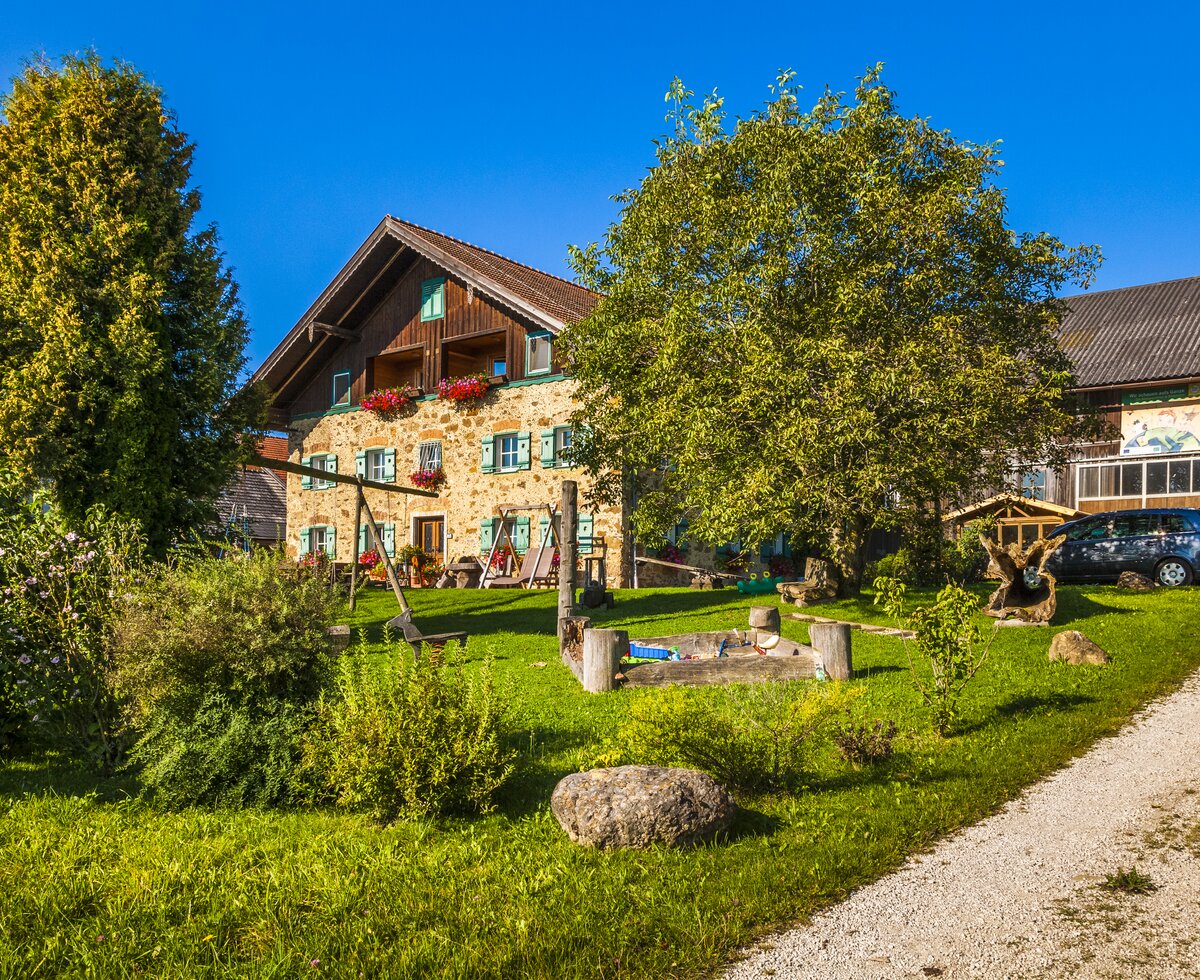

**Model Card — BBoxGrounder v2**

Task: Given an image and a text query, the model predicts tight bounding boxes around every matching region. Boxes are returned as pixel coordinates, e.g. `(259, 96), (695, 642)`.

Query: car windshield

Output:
(1066, 520), (1110, 542)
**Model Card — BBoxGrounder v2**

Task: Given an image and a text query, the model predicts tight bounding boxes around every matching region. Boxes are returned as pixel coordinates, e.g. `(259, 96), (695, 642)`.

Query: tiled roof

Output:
(256, 435), (288, 464)
(389, 218), (599, 325)
(215, 467), (287, 543)
(1059, 276), (1200, 389)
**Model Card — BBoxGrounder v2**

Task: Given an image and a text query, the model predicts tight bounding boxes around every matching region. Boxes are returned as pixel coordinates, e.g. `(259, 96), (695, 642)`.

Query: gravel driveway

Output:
(726, 671), (1200, 980)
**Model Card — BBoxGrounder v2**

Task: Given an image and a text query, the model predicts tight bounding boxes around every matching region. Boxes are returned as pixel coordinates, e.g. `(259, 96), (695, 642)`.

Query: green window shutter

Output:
(516, 432), (531, 470)
(480, 519), (495, 553)
(382, 522), (396, 557)
(539, 514), (551, 547)
(513, 516), (531, 553)
(301, 456), (313, 490)
(421, 278), (445, 321)
(481, 436), (496, 474)
(383, 448), (396, 482)
(540, 429), (556, 468)
(359, 524), (368, 554)
(327, 454), (338, 475)
(577, 513), (594, 555)
(299, 527), (311, 556)
(355, 451), (367, 479)
(326, 525), (337, 559)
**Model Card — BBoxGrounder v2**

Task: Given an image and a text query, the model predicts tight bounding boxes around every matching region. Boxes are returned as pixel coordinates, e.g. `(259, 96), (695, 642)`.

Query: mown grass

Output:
(1, 584), (1198, 978)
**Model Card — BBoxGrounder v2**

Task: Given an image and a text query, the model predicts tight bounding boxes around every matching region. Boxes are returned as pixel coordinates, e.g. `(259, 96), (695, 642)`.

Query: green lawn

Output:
(2, 584), (1198, 978)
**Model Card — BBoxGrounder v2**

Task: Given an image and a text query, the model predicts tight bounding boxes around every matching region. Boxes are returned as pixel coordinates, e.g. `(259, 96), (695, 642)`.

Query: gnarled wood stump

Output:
(980, 534), (1065, 623)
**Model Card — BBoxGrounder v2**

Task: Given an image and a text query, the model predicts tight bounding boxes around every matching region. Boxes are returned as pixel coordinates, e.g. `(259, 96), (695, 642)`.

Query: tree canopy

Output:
(562, 68), (1102, 590)
(0, 53), (262, 552)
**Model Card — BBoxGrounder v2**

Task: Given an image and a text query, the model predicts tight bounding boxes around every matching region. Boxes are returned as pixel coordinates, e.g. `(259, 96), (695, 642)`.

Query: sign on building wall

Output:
(1121, 385), (1200, 455)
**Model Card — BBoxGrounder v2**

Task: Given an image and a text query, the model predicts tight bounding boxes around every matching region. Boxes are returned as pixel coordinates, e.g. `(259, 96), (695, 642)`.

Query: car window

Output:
(1161, 514), (1194, 534)
(1111, 514), (1159, 537)
(1066, 519), (1109, 542)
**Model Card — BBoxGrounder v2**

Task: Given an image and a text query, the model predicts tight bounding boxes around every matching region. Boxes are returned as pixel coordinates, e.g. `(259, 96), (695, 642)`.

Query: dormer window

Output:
(331, 371), (351, 407)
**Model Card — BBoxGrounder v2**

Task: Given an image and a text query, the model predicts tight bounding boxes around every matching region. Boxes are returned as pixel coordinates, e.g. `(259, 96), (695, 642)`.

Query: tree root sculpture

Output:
(980, 533), (1065, 623)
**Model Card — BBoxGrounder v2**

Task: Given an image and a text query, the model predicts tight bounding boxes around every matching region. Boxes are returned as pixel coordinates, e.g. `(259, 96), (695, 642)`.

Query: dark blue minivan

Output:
(1045, 508), (1200, 587)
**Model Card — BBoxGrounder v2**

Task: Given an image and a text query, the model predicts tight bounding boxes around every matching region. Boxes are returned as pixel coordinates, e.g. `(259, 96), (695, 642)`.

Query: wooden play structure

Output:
(479, 502), (561, 589)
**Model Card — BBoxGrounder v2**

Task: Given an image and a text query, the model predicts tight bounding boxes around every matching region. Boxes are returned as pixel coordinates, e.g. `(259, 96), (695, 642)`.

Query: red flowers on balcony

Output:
(436, 374), (489, 404)
(360, 385), (419, 414)
(410, 467), (446, 491)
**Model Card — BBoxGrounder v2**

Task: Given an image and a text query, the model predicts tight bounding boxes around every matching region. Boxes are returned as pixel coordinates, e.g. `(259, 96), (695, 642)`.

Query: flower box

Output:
(436, 374), (490, 404)
(361, 385), (419, 414)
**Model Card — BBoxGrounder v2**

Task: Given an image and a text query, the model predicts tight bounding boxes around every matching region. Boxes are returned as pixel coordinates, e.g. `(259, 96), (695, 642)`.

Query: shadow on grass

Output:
(0, 752), (139, 803)
(995, 691), (1098, 717)
(1055, 590), (1137, 621)
(851, 664), (906, 679)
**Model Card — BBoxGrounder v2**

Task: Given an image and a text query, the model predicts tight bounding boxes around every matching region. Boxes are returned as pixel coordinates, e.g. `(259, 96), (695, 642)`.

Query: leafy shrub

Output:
(870, 548), (919, 585)
(942, 517), (997, 584)
(832, 718), (899, 765)
(601, 682), (858, 792)
(112, 548), (339, 806)
(304, 638), (514, 822)
(0, 480), (144, 770)
(874, 577), (995, 736)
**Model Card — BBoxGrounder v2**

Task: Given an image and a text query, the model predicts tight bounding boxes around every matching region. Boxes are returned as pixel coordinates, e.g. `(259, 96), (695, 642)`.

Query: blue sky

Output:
(3, 2), (1198, 369)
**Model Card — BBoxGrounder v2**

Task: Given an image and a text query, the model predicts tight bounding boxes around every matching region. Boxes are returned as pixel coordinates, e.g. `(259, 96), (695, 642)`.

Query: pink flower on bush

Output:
(436, 374), (489, 403)
(358, 549), (382, 570)
(360, 385), (418, 414)
(410, 467), (446, 491)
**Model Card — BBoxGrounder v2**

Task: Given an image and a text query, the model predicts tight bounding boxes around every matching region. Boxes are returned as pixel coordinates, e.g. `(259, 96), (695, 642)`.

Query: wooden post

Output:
(582, 628), (627, 693)
(559, 614), (591, 683)
(559, 480), (578, 624)
(809, 623), (852, 681)
(749, 605), (781, 633)
(349, 480), (364, 612)
(360, 492), (412, 619)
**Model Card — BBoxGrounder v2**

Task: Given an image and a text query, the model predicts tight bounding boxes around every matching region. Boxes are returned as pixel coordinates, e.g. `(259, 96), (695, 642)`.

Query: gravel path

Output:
(726, 671), (1200, 980)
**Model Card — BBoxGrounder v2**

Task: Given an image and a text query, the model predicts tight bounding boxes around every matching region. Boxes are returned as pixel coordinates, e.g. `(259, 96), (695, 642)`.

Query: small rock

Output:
(1117, 570), (1156, 591)
(550, 765), (736, 849)
(1048, 630), (1110, 666)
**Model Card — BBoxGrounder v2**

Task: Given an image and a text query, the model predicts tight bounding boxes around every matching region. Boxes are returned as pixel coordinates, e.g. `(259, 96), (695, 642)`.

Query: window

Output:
(526, 331), (552, 375)
(1020, 469), (1046, 501)
(1067, 519), (1109, 542)
(367, 449), (388, 483)
(311, 526), (329, 554)
(1162, 514), (1194, 534)
(1079, 456), (1200, 500)
(420, 278), (445, 321)
(418, 440), (442, 470)
(482, 432), (530, 473)
(303, 454), (336, 490)
(1112, 514), (1159, 537)
(331, 371), (352, 407)
(499, 434), (519, 470)
(540, 426), (574, 468)
(491, 357), (507, 377)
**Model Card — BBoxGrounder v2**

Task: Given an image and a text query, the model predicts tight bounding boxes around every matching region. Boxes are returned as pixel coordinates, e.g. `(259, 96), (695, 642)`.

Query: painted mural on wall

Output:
(1121, 387), (1200, 455)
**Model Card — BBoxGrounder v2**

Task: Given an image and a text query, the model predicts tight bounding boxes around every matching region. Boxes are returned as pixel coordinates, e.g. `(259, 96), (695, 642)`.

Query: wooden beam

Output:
(311, 321), (358, 340)
(250, 453), (438, 498)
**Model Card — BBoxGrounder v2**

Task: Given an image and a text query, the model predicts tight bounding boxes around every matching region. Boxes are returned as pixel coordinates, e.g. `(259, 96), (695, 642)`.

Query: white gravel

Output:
(726, 670), (1200, 980)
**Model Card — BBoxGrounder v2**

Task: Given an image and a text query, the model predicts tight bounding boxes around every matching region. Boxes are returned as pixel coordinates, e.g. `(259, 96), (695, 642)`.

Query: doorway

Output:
(415, 516), (445, 557)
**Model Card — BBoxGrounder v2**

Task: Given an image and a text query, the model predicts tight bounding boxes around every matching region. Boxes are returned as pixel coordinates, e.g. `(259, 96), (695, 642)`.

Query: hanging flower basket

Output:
(410, 467), (446, 492)
(436, 373), (490, 404)
(358, 548), (382, 570)
(360, 385), (419, 414)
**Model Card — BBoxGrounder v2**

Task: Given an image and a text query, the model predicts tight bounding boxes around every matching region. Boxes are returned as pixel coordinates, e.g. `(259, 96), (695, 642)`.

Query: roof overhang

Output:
(944, 494), (1085, 524)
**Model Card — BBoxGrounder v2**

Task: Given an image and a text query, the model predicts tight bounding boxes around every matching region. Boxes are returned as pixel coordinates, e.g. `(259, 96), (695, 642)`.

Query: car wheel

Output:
(1155, 558), (1193, 588)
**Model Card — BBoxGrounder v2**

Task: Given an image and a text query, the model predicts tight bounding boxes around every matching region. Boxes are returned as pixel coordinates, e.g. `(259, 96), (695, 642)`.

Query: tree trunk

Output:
(830, 515), (866, 596)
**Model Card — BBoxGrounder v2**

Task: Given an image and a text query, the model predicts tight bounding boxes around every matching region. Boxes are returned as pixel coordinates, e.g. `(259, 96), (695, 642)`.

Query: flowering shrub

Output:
(0, 481), (145, 770)
(410, 467), (446, 491)
(487, 542), (517, 572)
(397, 545), (442, 584)
(360, 385), (419, 414)
(436, 374), (489, 404)
(358, 549), (382, 570)
(658, 541), (686, 564)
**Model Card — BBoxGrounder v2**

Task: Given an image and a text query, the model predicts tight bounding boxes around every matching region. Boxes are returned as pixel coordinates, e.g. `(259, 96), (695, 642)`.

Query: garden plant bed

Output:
(3, 584), (1198, 978)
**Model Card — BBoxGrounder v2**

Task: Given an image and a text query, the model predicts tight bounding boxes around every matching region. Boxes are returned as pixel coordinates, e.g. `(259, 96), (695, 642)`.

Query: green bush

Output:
(943, 517), (997, 585)
(305, 638), (514, 822)
(600, 681), (858, 792)
(112, 549), (339, 806)
(0, 479), (145, 770)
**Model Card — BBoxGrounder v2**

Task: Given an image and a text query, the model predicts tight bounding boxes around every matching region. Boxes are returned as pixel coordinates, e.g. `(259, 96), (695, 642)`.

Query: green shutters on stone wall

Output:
(538, 514), (551, 548)
(516, 432), (531, 470)
(301, 457), (313, 490)
(359, 524), (369, 555)
(299, 527), (311, 555)
(481, 437), (496, 474)
(513, 516), (531, 553)
(540, 429), (556, 468)
(480, 519), (495, 553)
(355, 451), (367, 479)
(326, 525), (336, 559)
(382, 522), (395, 557)
(383, 448), (396, 482)
(421, 278), (445, 321)
(577, 513), (594, 555)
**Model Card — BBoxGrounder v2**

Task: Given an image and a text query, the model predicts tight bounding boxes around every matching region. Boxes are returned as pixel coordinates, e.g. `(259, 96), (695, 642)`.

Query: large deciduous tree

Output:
(0, 53), (263, 552)
(563, 68), (1101, 592)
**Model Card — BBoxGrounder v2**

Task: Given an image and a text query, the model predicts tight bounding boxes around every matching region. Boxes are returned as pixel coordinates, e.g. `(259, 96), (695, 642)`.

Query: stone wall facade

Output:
(286, 376), (630, 586)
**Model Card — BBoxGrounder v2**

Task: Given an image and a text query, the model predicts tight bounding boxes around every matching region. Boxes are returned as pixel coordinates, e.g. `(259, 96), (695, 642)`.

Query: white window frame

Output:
(310, 526), (330, 554)
(498, 433), (520, 471)
(311, 454), (335, 490)
(1076, 453), (1200, 506)
(526, 331), (552, 376)
(554, 426), (573, 464)
(367, 448), (388, 483)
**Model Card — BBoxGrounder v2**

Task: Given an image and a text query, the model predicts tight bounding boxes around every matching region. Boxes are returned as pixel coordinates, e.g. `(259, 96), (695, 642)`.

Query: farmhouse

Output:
(250, 217), (633, 583)
(951, 275), (1200, 547)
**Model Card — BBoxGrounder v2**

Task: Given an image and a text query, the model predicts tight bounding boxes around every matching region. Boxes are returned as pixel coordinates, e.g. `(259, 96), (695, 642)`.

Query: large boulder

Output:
(1049, 630), (1110, 666)
(551, 765), (736, 849)
(1117, 570), (1156, 591)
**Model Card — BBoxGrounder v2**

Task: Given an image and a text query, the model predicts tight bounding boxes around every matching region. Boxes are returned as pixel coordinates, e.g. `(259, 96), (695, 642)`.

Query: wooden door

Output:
(415, 517), (444, 557)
